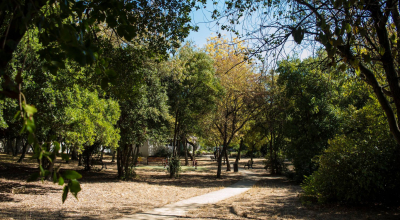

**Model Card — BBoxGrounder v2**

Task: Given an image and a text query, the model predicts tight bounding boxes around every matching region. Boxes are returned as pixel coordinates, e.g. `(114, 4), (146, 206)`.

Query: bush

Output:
(301, 133), (400, 204)
(154, 147), (171, 157)
(167, 156), (181, 178)
(264, 156), (286, 175)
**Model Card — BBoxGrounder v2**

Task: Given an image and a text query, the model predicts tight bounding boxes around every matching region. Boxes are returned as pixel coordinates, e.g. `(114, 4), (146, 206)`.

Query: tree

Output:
(206, 36), (266, 177)
(1, 0), (196, 98)
(210, 0), (400, 147)
(276, 58), (338, 181)
(164, 43), (222, 166)
(1, 0), (197, 200)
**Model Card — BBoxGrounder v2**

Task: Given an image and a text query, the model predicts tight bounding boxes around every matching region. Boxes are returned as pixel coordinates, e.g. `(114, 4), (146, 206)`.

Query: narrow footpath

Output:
(119, 169), (261, 220)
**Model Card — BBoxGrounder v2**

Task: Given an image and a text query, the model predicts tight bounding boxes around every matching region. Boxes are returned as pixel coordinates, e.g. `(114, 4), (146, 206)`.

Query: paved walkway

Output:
(119, 169), (261, 220)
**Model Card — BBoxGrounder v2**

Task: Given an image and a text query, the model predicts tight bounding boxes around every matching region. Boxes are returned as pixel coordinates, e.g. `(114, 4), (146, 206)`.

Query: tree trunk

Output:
(17, 140), (28, 163)
(186, 139), (195, 161)
(100, 146), (105, 160)
(250, 144), (254, 164)
(217, 138), (228, 178)
(111, 149), (116, 162)
(184, 138), (189, 166)
(132, 144), (140, 166)
(172, 111), (179, 157)
(71, 146), (78, 160)
(78, 154), (82, 166)
(269, 132), (275, 174)
(5, 138), (10, 154)
(124, 144), (133, 178)
(117, 144), (134, 179)
(235, 138), (244, 164)
(225, 148), (231, 171)
(117, 147), (122, 178)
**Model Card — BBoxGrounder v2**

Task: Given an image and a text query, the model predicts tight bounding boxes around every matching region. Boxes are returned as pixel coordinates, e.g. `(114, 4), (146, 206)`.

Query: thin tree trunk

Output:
(186, 139), (195, 161)
(117, 147), (122, 178)
(133, 144), (140, 166)
(217, 138), (228, 178)
(235, 138), (244, 164)
(100, 146), (105, 160)
(111, 149), (116, 162)
(270, 132), (275, 174)
(225, 148), (231, 171)
(71, 146), (78, 160)
(184, 138), (189, 166)
(17, 140), (28, 163)
(124, 144), (133, 178)
(172, 111), (179, 157)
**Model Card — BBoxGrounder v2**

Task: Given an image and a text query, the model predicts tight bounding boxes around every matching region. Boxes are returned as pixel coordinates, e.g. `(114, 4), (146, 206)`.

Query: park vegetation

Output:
(1, 0), (400, 209)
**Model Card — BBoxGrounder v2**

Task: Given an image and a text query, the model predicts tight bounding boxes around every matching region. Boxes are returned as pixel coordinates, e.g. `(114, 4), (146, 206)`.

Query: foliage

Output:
(302, 99), (400, 204)
(205, 36), (266, 177)
(154, 147), (171, 157)
(263, 157), (286, 175)
(167, 156), (182, 178)
(277, 58), (339, 182)
(164, 43), (222, 157)
(210, 0), (400, 147)
(1, 0), (196, 98)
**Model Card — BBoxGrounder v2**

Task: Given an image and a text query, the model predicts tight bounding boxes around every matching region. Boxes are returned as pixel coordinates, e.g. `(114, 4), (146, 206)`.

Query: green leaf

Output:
(53, 171), (57, 184)
(28, 133), (35, 144)
(68, 179), (81, 199)
(95, 67), (101, 75)
(53, 141), (60, 153)
(27, 173), (40, 182)
(62, 185), (69, 203)
(59, 176), (65, 185)
(39, 165), (45, 176)
(292, 27), (304, 44)
(62, 170), (82, 180)
(23, 104), (37, 115)
(379, 47), (385, 56)
(13, 111), (21, 120)
(26, 118), (36, 133)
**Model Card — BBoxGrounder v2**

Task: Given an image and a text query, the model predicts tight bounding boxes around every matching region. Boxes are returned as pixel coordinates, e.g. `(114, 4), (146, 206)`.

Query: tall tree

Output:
(165, 44), (222, 161)
(210, 0), (400, 146)
(206, 37), (265, 177)
(276, 58), (339, 181)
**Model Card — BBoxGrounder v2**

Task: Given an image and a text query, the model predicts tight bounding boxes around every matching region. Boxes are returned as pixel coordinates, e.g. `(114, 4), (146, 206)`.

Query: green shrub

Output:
(154, 147), (171, 157)
(264, 156), (286, 175)
(167, 156), (181, 178)
(301, 133), (400, 204)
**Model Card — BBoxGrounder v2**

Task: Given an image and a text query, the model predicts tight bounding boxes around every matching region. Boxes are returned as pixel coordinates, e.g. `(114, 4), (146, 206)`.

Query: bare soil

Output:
(0, 153), (242, 219)
(185, 173), (400, 220)
(2, 154), (399, 220)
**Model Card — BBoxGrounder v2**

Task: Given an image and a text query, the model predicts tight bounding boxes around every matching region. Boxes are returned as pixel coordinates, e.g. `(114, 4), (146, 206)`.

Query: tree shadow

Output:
(186, 176), (400, 220)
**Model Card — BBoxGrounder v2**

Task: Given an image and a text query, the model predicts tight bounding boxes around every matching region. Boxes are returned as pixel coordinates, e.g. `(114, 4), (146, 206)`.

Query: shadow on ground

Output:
(185, 175), (400, 220)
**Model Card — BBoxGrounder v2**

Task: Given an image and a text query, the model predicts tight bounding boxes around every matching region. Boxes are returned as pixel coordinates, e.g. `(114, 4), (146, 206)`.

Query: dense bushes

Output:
(154, 147), (171, 157)
(301, 103), (400, 204)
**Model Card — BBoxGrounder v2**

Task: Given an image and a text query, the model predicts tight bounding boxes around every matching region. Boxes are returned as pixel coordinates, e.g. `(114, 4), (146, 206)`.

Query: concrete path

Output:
(119, 169), (260, 220)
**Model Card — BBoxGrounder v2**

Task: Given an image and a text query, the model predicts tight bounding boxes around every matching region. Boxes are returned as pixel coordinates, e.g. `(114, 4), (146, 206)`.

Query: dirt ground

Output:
(1, 154), (400, 220)
(0, 153), (242, 219)
(185, 172), (400, 220)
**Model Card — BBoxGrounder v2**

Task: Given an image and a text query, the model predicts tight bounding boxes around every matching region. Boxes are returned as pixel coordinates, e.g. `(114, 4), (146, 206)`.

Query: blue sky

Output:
(186, 2), (216, 48)
(185, 1), (312, 59)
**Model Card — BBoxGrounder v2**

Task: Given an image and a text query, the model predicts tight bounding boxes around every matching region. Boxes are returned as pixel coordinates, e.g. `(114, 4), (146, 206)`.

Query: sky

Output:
(186, 3), (218, 48)
(185, 1), (313, 60)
